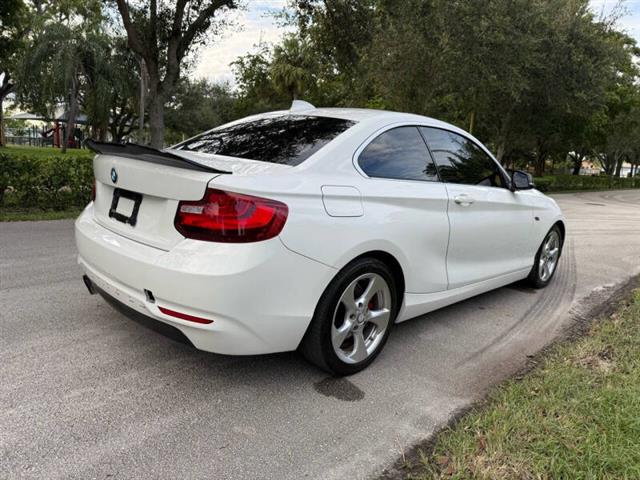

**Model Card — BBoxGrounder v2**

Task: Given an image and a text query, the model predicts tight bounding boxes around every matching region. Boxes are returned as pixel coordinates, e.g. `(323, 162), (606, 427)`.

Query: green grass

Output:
(0, 207), (82, 221)
(0, 144), (93, 160)
(412, 289), (640, 480)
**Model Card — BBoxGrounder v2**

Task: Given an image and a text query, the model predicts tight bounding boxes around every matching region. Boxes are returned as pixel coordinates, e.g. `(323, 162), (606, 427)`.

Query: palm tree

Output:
(19, 22), (89, 152)
(269, 36), (313, 101)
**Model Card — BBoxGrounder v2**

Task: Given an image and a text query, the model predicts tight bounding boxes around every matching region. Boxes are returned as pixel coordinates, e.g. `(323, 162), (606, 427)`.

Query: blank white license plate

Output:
(116, 196), (136, 217)
(108, 188), (143, 226)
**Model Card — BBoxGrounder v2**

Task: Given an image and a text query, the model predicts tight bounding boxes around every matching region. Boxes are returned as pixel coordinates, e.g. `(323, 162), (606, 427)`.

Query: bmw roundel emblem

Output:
(110, 167), (118, 184)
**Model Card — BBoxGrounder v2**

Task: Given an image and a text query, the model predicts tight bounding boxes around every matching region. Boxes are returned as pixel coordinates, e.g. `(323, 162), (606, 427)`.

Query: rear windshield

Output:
(175, 115), (356, 166)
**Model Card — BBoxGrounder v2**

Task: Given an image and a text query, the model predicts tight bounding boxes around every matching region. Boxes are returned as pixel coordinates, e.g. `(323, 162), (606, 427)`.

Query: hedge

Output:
(533, 174), (638, 192)
(1, 149), (638, 212)
(0, 152), (94, 211)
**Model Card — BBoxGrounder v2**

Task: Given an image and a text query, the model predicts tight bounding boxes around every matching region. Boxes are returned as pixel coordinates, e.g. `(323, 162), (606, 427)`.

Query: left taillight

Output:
(174, 188), (288, 243)
(91, 178), (96, 201)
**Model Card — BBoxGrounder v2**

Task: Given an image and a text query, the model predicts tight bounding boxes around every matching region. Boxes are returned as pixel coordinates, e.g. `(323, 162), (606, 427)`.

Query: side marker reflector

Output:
(159, 306), (214, 324)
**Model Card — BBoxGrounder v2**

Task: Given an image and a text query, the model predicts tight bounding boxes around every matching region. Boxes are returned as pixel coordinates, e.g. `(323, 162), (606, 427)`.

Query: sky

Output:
(192, 0), (640, 87)
(192, 1), (292, 85)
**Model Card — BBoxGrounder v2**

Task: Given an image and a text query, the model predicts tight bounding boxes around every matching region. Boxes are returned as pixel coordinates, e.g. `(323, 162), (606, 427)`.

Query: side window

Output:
(419, 127), (506, 187)
(358, 127), (439, 182)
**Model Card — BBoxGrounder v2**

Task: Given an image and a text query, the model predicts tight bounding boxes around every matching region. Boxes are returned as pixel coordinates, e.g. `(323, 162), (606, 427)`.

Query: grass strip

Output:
(410, 289), (640, 479)
(0, 208), (82, 221)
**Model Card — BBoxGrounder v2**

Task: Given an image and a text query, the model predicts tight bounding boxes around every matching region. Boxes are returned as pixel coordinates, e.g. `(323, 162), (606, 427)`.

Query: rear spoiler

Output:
(85, 140), (230, 174)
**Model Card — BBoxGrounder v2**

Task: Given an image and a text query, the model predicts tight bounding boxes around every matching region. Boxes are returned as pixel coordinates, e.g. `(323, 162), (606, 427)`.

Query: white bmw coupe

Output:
(76, 101), (565, 375)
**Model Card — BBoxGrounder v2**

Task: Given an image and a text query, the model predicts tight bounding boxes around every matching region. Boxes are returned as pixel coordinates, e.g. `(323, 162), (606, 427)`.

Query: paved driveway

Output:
(2, 190), (639, 479)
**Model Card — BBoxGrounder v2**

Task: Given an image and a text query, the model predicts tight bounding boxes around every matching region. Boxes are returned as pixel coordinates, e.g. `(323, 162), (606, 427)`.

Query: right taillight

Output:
(174, 188), (288, 243)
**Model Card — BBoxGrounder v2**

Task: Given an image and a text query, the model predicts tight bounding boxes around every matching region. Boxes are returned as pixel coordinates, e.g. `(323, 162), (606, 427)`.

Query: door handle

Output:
(453, 194), (475, 206)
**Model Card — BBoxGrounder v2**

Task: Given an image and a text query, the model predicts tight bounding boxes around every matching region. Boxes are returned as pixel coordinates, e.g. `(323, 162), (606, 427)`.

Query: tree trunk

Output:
(570, 152), (584, 175)
(0, 96), (4, 147)
(496, 141), (506, 166)
(614, 155), (624, 178)
(0, 73), (14, 147)
(569, 151), (587, 175)
(571, 161), (580, 175)
(604, 153), (618, 176)
(62, 79), (79, 154)
(598, 153), (615, 176)
(468, 110), (476, 136)
(148, 89), (165, 149)
(495, 113), (512, 167)
(534, 150), (546, 177)
(139, 57), (146, 144)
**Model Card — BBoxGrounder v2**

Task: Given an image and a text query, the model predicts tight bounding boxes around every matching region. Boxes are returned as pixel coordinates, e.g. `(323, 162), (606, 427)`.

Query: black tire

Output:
(526, 224), (563, 288)
(299, 257), (398, 376)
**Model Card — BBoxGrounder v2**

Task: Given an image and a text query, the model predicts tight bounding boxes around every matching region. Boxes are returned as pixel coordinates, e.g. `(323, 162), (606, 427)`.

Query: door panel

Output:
(444, 184), (533, 289)
(418, 126), (533, 289)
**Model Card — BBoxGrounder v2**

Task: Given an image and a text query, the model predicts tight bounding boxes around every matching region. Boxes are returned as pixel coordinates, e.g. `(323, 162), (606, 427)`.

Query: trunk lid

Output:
(93, 155), (221, 251)
(89, 142), (291, 251)
(90, 142), (228, 251)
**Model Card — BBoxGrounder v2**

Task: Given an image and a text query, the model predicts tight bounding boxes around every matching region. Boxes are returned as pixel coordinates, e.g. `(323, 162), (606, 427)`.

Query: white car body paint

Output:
(75, 107), (564, 355)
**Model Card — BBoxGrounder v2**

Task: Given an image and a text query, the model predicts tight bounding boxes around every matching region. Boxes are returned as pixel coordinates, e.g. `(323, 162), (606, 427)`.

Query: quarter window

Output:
(419, 127), (506, 187)
(358, 127), (439, 182)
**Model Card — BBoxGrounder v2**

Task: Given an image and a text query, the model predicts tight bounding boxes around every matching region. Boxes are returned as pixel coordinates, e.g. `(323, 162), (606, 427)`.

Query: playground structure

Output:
(4, 111), (88, 148)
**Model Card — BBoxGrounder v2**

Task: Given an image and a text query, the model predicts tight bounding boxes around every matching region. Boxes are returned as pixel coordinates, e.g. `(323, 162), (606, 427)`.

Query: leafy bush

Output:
(534, 174), (638, 192)
(1, 147), (638, 213)
(0, 150), (94, 211)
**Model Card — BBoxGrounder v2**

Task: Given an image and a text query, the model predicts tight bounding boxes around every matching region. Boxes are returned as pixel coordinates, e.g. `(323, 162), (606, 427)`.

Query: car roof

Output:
(255, 106), (468, 135)
(193, 104), (468, 141)
(287, 107), (501, 167)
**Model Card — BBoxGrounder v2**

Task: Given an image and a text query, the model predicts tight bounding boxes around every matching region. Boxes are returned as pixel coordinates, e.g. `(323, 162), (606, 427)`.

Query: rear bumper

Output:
(85, 276), (195, 347)
(75, 204), (336, 355)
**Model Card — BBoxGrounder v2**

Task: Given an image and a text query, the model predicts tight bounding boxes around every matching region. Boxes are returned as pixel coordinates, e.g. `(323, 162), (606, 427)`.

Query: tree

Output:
(592, 33), (640, 176)
(14, 0), (106, 152)
(232, 44), (287, 116)
(114, 0), (237, 148)
(269, 35), (315, 100)
(0, 0), (27, 146)
(239, 0), (637, 178)
(361, 0), (625, 174)
(287, 0), (377, 105)
(18, 23), (101, 152)
(597, 85), (640, 176)
(164, 79), (235, 143)
(628, 101), (640, 177)
(83, 37), (140, 142)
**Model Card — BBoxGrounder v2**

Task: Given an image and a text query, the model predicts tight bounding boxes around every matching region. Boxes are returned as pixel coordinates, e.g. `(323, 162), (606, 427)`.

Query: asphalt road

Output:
(2, 190), (639, 480)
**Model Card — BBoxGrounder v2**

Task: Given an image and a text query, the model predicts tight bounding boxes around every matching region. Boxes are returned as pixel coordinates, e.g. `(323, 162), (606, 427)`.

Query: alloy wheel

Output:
(331, 273), (392, 364)
(539, 230), (560, 282)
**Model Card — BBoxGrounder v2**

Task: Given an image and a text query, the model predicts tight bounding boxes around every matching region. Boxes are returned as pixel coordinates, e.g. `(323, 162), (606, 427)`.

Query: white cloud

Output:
(191, 2), (293, 86)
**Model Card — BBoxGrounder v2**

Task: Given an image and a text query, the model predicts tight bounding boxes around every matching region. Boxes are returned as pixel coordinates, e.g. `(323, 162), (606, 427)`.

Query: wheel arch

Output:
(553, 220), (566, 245)
(349, 250), (406, 312)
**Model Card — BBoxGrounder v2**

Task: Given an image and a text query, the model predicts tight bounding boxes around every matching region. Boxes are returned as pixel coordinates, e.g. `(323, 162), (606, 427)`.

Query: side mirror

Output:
(511, 170), (535, 191)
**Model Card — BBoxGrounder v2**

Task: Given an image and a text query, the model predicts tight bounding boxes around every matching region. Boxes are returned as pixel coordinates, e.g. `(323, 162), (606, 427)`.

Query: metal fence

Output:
(5, 136), (52, 147)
